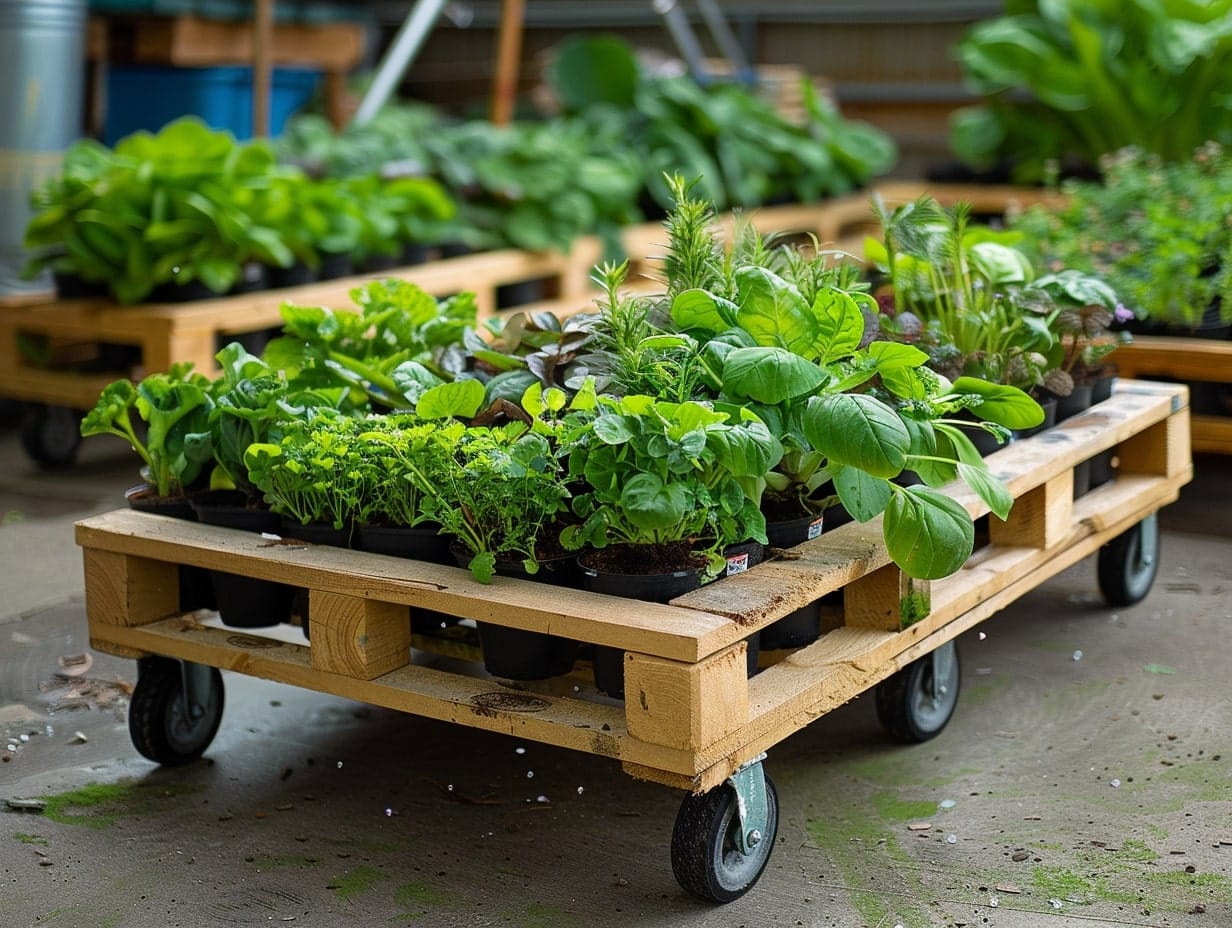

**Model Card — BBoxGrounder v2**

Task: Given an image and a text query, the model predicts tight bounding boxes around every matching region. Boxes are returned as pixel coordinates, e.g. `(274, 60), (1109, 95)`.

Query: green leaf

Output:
(812, 289), (865, 364)
(884, 486), (975, 579)
(735, 266), (815, 354)
(957, 462), (1014, 521)
(416, 379), (485, 420)
(721, 346), (825, 403)
(803, 393), (910, 478)
(951, 377), (1044, 429)
(621, 472), (689, 530)
(671, 288), (738, 333)
(833, 464), (893, 522)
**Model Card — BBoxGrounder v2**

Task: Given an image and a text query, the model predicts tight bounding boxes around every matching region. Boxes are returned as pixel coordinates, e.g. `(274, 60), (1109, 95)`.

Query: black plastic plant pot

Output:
(53, 271), (109, 300)
(210, 570), (296, 629)
(317, 252), (354, 281)
(1055, 382), (1094, 423)
(722, 540), (764, 577)
(764, 513), (824, 550)
(125, 483), (215, 613)
(193, 491), (294, 628)
(453, 545), (579, 681)
(280, 517), (354, 548)
(1072, 458), (1093, 499)
(357, 523), (458, 634)
(266, 261), (318, 289)
(580, 562), (704, 699)
(760, 515), (823, 651)
(400, 243), (432, 266)
(954, 411), (1006, 457)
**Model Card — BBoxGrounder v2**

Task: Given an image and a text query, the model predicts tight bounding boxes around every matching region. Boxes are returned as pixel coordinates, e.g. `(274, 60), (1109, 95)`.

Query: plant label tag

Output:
(808, 516), (824, 539)
(725, 553), (750, 575)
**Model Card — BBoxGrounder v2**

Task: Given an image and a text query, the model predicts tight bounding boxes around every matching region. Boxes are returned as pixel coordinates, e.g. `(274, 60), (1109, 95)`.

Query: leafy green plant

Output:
(1011, 143), (1232, 329)
(207, 342), (349, 499)
(951, 0), (1232, 181)
(548, 34), (896, 212)
(24, 118), (295, 303)
(271, 279), (478, 410)
(79, 362), (215, 498)
(869, 193), (1125, 397)
(583, 180), (1036, 579)
(243, 409), (366, 530)
(560, 394), (781, 577)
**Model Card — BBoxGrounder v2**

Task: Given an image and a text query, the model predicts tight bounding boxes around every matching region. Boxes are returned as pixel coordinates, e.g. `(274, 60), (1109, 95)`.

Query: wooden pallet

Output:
(1110, 337), (1232, 455)
(0, 240), (605, 409)
(76, 380), (1190, 793)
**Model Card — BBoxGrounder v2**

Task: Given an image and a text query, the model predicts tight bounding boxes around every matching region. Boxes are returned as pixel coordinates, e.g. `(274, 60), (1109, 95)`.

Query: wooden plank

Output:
(623, 643), (749, 752)
(988, 471), (1073, 549)
(75, 509), (739, 663)
(844, 564), (930, 631)
(1192, 416), (1232, 455)
(1118, 410), (1190, 478)
(1112, 336), (1232, 384)
(82, 548), (179, 628)
(308, 591), (412, 681)
(128, 15), (365, 71)
(87, 615), (635, 764)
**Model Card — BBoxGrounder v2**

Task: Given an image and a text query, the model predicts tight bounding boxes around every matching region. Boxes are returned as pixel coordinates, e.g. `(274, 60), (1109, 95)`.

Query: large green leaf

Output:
(734, 266), (815, 354)
(671, 288), (738, 333)
(958, 462), (1014, 521)
(721, 346), (825, 404)
(802, 393), (910, 478)
(833, 463), (892, 522)
(812, 289), (865, 364)
(951, 377), (1045, 429)
(621, 472), (689, 530)
(884, 486), (975, 579)
(416, 379), (485, 420)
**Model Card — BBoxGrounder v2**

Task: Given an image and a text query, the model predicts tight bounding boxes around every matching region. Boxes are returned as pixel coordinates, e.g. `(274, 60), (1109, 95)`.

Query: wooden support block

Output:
(989, 470), (1073, 550)
(1118, 410), (1190, 478)
(83, 548), (180, 627)
(308, 590), (412, 681)
(624, 643), (748, 752)
(844, 564), (930, 631)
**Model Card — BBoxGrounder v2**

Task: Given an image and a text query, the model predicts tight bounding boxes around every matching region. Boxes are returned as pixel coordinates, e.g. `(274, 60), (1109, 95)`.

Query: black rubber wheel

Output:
(128, 657), (224, 766)
(875, 640), (961, 743)
(19, 404), (82, 469)
(671, 773), (778, 903)
(1097, 513), (1160, 607)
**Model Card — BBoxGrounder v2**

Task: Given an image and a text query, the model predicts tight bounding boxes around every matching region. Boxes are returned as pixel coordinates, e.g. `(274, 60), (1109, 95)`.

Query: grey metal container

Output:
(0, 0), (86, 300)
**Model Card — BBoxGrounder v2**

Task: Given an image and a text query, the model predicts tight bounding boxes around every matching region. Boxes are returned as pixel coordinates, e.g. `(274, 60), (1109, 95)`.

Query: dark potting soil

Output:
(580, 543), (708, 575)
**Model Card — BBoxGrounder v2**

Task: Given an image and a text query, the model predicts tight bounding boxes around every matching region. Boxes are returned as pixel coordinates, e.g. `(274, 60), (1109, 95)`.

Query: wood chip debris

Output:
(994, 883), (1022, 894)
(5, 798), (46, 813)
(907, 822), (933, 831)
(57, 653), (93, 676)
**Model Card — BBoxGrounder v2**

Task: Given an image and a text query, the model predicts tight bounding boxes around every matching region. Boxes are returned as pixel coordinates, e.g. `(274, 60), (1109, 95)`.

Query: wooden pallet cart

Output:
(75, 379), (1190, 902)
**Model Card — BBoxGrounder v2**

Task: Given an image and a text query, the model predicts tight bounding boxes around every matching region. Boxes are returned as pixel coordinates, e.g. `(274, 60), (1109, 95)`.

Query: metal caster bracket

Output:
(179, 661), (215, 722)
(727, 753), (770, 856)
(929, 645), (956, 706)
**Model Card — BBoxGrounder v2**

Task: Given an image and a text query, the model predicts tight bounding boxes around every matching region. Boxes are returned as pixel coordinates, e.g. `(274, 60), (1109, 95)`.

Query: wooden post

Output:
(489, 0), (525, 126)
(252, 0), (275, 137)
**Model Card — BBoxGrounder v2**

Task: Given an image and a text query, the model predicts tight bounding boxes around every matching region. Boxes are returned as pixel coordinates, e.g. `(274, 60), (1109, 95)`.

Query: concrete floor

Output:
(1, 415), (1231, 928)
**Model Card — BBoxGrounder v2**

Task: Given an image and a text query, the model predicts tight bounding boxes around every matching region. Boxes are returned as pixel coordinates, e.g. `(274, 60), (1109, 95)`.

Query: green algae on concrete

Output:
(870, 792), (937, 823)
(38, 781), (200, 829)
(806, 808), (937, 928)
(329, 864), (388, 901)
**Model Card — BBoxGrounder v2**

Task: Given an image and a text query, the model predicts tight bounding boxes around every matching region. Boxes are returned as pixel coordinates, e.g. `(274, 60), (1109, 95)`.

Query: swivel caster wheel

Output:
(20, 403), (82, 468)
(671, 759), (778, 903)
(875, 639), (961, 743)
(128, 657), (224, 766)
(1097, 513), (1160, 607)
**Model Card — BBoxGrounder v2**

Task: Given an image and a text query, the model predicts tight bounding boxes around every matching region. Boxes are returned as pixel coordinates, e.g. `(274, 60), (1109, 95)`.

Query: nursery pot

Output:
(954, 411), (1007, 457)
(760, 515), (824, 651)
(1054, 383), (1094, 423)
(356, 523), (458, 633)
(1086, 374), (1117, 490)
(580, 561), (704, 699)
(192, 491), (294, 630)
(452, 545), (578, 681)
(125, 483), (215, 613)
(1016, 396), (1058, 440)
